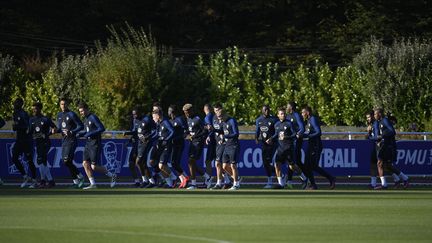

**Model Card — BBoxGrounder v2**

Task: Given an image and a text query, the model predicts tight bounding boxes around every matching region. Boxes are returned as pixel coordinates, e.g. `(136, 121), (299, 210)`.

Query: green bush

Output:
(353, 38), (432, 130)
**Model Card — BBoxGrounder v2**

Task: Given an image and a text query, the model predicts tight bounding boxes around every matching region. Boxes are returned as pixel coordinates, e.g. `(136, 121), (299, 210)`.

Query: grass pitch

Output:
(0, 186), (431, 243)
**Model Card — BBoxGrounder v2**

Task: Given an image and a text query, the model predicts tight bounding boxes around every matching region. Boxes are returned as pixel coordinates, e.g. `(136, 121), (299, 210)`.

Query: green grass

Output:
(1, 186), (432, 243)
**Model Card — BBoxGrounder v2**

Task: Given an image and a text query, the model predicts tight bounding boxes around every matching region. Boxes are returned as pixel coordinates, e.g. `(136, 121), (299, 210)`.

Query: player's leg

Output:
(262, 143), (275, 188)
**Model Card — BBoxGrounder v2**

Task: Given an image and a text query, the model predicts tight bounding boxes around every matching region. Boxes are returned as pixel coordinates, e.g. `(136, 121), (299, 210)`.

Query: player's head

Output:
(213, 103), (224, 119)
(131, 107), (140, 120)
(59, 97), (69, 112)
(182, 103), (193, 118)
(168, 104), (179, 119)
(203, 103), (212, 114)
(152, 109), (162, 122)
(277, 107), (286, 121)
(287, 101), (297, 113)
(374, 107), (384, 121)
(13, 98), (24, 110)
(301, 105), (312, 120)
(78, 102), (89, 117)
(152, 102), (162, 113)
(365, 110), (374, 124)
(32, 102), (43, 116)
(262, 105), (270, 117)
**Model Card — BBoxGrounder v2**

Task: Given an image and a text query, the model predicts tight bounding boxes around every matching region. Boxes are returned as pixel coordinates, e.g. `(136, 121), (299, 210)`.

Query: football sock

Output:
(267, 177), (272, 184)
(399, 172), (409, 181)
(392, 173), (400, 182)
(191, 179), (197, 186)
(89, 177), (96, 185)
(380, 176), (387, 187)
(371, 177), (377, 187)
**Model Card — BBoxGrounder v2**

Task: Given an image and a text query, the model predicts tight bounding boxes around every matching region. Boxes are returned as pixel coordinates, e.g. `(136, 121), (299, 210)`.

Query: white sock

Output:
(149, 177), (155, 184)
(267, 177), (272, 184)
(191, 179), (196, 186)
(44, 166), (53, 181)
(39, 166), (45, 180)
(234, 181), (240, 187)
(399, 172), (409, 181)
(371, 177), (377, 187)
(77, 173), (83, 179)
(277, 177), (285, 186)
(179, 176), (184, 183)
(73, 179), (79, 185)
(300, 173), (307, 181)
(89, 177), (96, 185)
(217, 179), (222, 185)
(142, 176), (149, 183)
(106, 171), (113, 177)
(380, 176), (387, 187)
(392, 173), (400, 182)
(204, 173), (210, 180)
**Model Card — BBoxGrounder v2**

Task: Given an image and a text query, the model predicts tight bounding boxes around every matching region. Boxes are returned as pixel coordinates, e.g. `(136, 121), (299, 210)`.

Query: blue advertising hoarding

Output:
(0, 138), (431, 178)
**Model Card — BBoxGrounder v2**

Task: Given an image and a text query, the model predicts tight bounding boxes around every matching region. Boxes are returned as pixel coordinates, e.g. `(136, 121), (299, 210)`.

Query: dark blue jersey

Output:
(157, 118), (174, 142)
(13, 109), (31, 140)
(57, 110), (83, 138)
(0, 116), (5, 129)
(368, 120), (379, 141)
(304, 115), (321, 142)
(212, 116), (225, 144)
(29, 115), (56, 140)
(378, 117), (396, 143)
(204, 112), (215, 141)
(286, 111), (305, 136)
(137, 115), (157, 142)
(170, 116), (187, 142)
(223, 116), (239, 145)
(124, 117), (142, 140)
(255, 115), (277, 141)
(187, 116), (206, 141)
(79, 113), (105, 140)
(272, 119), (296, 147)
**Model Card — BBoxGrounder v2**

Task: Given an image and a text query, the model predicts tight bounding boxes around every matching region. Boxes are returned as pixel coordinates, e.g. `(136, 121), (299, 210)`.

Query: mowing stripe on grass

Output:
(0, 226), (232, 243)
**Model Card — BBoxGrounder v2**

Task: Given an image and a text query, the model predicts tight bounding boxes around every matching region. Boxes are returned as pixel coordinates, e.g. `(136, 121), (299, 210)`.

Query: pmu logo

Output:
(5, 142), (30, 175)
(102, 141), (124, 174)
(396, 149), (432, 165)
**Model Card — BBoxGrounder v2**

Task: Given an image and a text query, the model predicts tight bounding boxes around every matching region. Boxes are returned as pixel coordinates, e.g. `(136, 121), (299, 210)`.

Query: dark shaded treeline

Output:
(1, 0), (432, 65)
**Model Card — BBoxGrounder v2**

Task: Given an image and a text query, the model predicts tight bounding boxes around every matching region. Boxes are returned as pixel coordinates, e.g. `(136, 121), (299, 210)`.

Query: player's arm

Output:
(224, 118), (239, 138)
(307, 117), (321, 138)
(382, 118), (396, 138)
(84, 115), (105, 138)
(70, 112), (84, 135)
(294, 112), (305, 136)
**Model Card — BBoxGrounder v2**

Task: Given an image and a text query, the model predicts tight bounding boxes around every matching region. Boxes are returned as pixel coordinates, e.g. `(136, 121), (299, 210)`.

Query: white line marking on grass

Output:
(0, 226), (232, 243)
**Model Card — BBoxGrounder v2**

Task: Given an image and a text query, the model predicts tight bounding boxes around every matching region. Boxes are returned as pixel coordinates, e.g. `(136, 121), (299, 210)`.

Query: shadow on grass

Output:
(1, 185), (431, 197)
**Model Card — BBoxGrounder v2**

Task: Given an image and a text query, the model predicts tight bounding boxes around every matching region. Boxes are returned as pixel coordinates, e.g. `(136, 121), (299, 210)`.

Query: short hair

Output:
(365, 110), (374, 117)
(168, 104), (179, 116)
(152, 109), (162, 116)
(277, 107), (286, 113)
(287, 101), (297, 110)
(183, 103), (193, 111)
(374, 107), (384, 115)
(302, 105), (312, 113)
(204, 103), (212, 110)
(59, 97), (69, 104)
(78, 102), (88, 110)
(32, 102), (43, 110)
(213, 103), (223, 109)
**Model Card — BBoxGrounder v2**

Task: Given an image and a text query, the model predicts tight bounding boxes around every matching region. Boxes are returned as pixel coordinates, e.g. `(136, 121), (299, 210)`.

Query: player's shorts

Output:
(261, 142), (276, 163)
(83, 139), (101, 164)
(376, 142), (394, 163)
(153, 141), (172, 164)
(275, 144), (295, 165)
(189, 139), (204, 160)
(35, 138), (50, 165)
(62, 137), (77, 161)
(205, 140), (216, 162)
(222, 143), (239, 164)
(215, 143), (226, 162)
(137, 140), (152, 159)
(12, 139), (33, 159)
